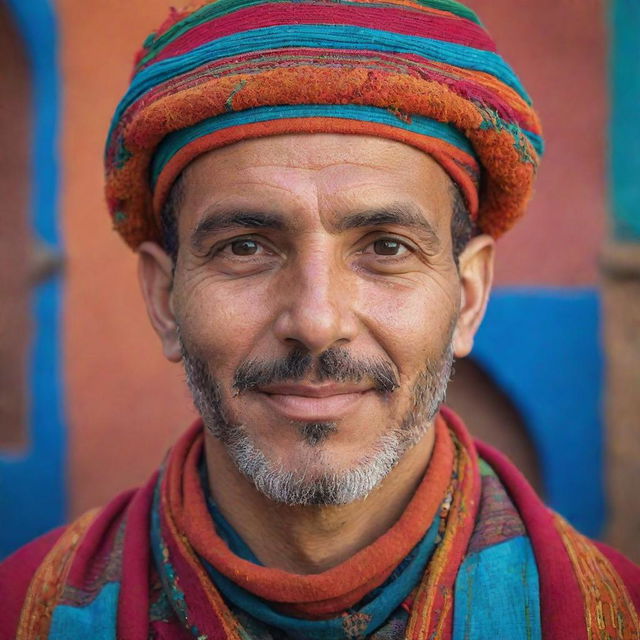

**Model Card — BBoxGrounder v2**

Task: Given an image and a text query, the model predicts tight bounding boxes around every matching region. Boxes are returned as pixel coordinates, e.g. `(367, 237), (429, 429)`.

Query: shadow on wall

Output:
(0, 0), (31, 450)
(446, 356), (542, 495)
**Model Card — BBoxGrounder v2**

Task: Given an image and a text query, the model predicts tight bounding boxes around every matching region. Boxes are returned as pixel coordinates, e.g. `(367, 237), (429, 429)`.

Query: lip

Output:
(257, 383), (369, 398)
(256, 384), (373, 421)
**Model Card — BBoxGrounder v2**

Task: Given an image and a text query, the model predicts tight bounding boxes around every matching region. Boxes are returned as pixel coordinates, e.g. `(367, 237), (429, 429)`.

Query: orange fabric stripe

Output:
(160, 463), (244, 639)
(106, 66), (536, 248)
(165, 417), (454, 617)
(405, 428), (481, 639)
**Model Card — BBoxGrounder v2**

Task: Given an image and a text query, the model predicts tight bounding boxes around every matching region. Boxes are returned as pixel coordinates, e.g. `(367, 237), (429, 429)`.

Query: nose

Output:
(272, 246), (358, 354)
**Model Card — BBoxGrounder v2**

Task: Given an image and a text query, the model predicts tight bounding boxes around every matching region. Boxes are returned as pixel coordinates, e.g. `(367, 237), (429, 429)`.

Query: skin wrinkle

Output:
(139, 133), (494, 572)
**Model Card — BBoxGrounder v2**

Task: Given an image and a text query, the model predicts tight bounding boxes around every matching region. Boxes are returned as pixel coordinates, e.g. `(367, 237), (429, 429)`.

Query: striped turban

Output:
(105, 0), (544, 249)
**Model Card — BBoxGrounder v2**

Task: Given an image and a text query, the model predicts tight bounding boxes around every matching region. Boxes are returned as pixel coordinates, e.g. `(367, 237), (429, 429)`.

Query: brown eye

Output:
(230, 239), (259, 255)
(373, 238), (404, 255)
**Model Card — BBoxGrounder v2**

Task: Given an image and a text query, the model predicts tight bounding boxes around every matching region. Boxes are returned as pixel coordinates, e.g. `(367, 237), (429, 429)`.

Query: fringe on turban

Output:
(105, 0), (544, 249)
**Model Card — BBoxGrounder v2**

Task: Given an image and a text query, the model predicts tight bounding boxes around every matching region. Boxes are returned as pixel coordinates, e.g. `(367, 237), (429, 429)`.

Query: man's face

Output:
(141, 134), (491, 505)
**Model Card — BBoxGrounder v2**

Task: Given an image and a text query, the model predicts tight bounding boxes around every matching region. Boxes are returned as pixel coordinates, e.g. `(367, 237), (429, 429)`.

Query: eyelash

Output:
(207, 235), (271, 258)
(207, 233), (416, 259)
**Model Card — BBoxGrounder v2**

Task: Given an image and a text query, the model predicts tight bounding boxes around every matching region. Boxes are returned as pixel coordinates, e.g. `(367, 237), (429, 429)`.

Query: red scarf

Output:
(163, 415), (457, 619)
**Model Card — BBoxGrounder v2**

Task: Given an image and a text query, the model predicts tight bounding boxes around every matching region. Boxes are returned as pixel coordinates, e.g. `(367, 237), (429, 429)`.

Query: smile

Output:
(256, 384), (373, 421)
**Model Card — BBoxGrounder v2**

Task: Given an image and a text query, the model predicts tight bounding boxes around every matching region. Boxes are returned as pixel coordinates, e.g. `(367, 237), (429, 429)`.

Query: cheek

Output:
(175, 275), (276, 373)
(357, 278), (459, 377)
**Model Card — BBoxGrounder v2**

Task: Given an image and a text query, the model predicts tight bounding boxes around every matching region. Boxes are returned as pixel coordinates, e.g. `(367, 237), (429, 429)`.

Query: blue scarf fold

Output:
(198, 462), (442, 639)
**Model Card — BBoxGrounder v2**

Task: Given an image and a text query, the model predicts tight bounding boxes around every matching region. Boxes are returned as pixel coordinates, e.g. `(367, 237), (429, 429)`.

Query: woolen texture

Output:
(104, 0), (544, 249)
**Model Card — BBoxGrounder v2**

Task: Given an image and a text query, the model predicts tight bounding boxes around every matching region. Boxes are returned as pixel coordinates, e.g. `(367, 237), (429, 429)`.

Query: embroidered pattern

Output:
(554, 514), (640, 640)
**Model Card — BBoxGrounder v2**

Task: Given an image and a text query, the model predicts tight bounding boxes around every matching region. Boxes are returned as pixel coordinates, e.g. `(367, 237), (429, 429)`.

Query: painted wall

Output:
(0, 0), (613, 555)
(467, 0), (607, 287)
(0, 0), (66, 556)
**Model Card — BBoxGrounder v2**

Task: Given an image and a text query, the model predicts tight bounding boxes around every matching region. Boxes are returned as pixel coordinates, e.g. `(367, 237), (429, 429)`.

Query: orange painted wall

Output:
(58, 0), (197, 516)
(57, 0), (608, 516)
(466, 0), (608, 286)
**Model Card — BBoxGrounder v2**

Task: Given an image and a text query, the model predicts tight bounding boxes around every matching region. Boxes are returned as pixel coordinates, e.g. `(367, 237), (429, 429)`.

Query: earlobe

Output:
(452, 234), (495, 358)
(137, 242), (182, 363)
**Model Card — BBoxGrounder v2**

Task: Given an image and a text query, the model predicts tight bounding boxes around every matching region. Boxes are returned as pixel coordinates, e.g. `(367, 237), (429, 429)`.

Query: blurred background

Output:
(0, 0), (638, 562)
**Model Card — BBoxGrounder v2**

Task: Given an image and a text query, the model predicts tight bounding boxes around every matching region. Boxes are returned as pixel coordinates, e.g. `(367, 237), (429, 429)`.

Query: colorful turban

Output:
(105, 0), (544, 249)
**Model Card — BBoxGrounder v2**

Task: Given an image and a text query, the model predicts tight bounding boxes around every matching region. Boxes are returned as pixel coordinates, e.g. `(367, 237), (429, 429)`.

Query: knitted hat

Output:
(105, 0), (543, 249)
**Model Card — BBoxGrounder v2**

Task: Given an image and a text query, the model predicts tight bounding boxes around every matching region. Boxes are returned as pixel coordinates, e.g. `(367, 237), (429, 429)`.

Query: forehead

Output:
(176, 133), (454, 230)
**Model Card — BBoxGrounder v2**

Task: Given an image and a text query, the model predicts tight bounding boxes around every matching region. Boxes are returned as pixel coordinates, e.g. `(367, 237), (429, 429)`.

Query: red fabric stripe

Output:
(64, 489), (134, 590)
(0, 527), (66, 640)
(412, 407), (481, 639)
(117, 476), (157, 640)
(144, 3), (497, 68)
(159, 485), (232, 639)
(472, 433), (589, 640)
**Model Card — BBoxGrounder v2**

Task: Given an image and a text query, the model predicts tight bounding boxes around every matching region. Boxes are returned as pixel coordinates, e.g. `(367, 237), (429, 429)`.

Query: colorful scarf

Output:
(104, 0), (544, 249)
(15, 408), (639, 639)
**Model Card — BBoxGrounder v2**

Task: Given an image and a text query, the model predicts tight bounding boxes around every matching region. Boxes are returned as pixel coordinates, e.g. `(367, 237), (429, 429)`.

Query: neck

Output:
(204, 426), (436, 574)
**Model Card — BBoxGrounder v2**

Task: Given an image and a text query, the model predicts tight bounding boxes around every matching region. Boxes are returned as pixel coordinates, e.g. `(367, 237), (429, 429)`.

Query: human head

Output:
(105, 0), (543, 249)
(138, 133), (494, 505)
(109, 0), (542, 505)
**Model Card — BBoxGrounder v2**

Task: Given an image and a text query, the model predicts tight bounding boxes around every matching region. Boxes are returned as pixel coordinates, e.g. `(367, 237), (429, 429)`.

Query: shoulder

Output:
(0, 526), (67, 639)
(595, 540), (640, 610)
(474, 435), (639, 631)
(0, 484), (146, 640)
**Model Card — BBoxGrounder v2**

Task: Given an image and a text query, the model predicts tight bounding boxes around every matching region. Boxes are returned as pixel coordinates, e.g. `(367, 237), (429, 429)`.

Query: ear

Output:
(452, 234), (495, 358)
(137, 241), (182, 362)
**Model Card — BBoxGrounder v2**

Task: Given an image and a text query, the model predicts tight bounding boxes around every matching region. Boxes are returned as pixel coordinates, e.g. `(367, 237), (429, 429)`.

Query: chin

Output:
(219, 418), (417, 506)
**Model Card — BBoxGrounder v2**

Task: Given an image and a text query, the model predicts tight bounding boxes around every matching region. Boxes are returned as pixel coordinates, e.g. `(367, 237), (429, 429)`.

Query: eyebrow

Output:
(190, 203), (441, 251)
(190, 210), (285, 251)
(336, 204), (441, 251)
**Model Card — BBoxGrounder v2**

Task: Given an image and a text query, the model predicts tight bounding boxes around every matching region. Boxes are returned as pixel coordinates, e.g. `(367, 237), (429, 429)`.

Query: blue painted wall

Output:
(0, 0), (66, 559)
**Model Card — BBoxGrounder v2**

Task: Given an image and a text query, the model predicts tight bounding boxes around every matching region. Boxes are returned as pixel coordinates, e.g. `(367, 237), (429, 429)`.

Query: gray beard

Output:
(180, 337), (454, 506)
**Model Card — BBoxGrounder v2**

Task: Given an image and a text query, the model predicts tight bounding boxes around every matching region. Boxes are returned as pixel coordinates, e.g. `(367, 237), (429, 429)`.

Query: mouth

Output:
(254, 383), (374, 421)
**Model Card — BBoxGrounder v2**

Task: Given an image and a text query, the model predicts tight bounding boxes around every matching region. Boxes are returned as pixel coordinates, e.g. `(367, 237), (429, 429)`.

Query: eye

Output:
(229, 239), (260, 255)
(372, 238), (408, 256)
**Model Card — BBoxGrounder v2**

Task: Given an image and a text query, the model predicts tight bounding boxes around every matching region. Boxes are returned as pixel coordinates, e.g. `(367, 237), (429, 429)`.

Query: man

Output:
(1, 0), (638, 638)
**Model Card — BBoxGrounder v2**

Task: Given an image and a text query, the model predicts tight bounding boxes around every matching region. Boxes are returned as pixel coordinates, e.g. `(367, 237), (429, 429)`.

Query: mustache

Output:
(233, 347), (400, 394)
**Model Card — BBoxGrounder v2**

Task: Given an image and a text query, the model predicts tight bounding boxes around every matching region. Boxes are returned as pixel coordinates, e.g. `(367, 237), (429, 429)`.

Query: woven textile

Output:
(104, 0), (544, 249)
(10, 409), (638, 640)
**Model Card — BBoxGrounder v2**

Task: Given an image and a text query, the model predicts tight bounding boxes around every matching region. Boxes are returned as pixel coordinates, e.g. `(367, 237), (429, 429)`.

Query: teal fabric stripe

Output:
(49, 582), (120, 640)
(140, 0), (482, 64)
(201, 516), (442, 640)
(150, 104), (478, 185)
(525, 130), (544, 156)
(453, 536), (542, 640)
(208, 498), (262, 564)
(111, 24), (530, 138)
(610, 0), (640, 240)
